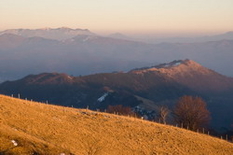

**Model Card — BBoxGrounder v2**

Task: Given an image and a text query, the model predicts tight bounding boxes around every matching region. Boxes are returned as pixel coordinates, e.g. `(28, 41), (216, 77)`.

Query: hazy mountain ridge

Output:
(0, 27), (95, 41)
(1, 60), (233, 131)
(0, 31), (154, 82)
(0, 28), (233, 82)
(144, 31), (233, 44)
(0, 33), (27, 49)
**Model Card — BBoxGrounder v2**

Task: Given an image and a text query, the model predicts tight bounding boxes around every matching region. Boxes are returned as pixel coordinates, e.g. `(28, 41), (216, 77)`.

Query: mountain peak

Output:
(57, 27), (71, 30)
(130, 59), (233, 92)
(131, 59), (200, 72)
(154, 59), (193, 68)
(130, 59), (217, 82)
(21, 73), (74, 85)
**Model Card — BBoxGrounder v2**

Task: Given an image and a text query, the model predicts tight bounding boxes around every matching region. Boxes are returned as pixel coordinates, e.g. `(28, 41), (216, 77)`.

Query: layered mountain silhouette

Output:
(0, 27), (95, 41)
(0, 30), (153, 82)
(146, 31), (233, 44)
(0, 59), (233, 131)
(0, 28), (233, 82)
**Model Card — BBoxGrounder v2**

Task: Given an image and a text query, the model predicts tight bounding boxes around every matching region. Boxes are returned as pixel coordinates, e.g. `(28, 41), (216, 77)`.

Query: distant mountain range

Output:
(139, 31), (233, 44)
(0, 27), (95, 41)
(0, 27), (233, 82)
(2, 27), (233, 43)
(0, 31), (154, 82)
(0, 59), (233, 131)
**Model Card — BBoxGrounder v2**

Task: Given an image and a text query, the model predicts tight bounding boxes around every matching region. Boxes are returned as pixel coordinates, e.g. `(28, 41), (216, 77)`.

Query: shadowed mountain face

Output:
(0, 59), (233, 131)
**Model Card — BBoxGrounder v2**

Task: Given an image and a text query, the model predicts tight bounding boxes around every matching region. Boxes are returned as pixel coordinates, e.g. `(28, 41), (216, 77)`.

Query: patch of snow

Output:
(161, 60), (182, 68)
(173, 62), (181, 66)
(11, 140), (18, 146)
(67, 75), (73, 80)
(97, 93), (109, 102)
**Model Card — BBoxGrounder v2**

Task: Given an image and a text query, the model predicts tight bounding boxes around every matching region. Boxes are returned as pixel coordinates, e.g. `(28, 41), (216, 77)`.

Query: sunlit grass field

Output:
(0, 94), (233, 154)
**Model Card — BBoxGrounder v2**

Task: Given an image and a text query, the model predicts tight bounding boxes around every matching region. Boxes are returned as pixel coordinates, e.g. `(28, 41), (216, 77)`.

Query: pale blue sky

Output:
(1, 0), (233, 35)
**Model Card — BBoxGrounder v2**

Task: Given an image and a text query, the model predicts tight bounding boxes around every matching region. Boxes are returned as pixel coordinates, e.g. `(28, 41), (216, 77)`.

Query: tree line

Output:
(106, 95), (211, 131)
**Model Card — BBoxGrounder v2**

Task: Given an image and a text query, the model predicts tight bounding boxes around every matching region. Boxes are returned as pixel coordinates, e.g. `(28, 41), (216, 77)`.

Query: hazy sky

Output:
(1, 0), (233, 35)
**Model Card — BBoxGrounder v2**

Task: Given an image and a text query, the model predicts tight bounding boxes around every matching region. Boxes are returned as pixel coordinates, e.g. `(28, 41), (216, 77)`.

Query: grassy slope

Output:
(0, 95), (233, 155)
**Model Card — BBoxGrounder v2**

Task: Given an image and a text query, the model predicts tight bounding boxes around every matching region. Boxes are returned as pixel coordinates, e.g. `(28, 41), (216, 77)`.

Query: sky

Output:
(1, 0), (233, 36)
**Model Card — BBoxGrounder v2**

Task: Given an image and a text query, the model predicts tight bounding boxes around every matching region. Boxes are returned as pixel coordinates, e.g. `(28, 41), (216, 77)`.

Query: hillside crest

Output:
(130, 59), (210, 75)
(1, 94), (233, 154)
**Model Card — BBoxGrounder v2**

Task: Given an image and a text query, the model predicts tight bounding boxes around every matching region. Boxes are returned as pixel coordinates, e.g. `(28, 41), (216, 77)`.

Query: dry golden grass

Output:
(0, 94), (233, 155)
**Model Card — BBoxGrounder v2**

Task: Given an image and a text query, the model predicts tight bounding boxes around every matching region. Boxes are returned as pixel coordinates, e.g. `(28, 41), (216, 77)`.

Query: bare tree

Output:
(174, 96), (210, 130)
(158, 106), (170, 124)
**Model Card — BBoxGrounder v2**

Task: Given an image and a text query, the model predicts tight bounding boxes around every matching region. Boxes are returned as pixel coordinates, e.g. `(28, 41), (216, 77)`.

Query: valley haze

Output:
(0, 27), (233, 83)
